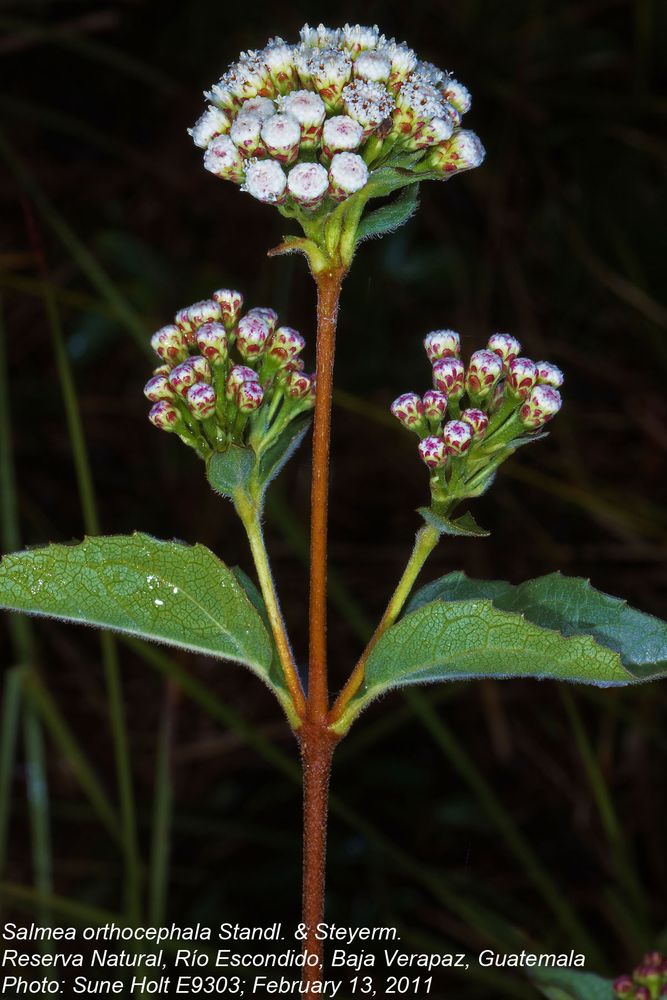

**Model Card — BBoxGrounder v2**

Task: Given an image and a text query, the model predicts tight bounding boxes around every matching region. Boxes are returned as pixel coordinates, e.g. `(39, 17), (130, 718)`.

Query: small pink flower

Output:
(236, 314), (271, 358)
(507, 357), (538, 399)
(226, 365), (260, 401)
(150, 324), (188, 365)
(196, 322), (228, 363)
(465, 349), (503, 398)
(212, 289), (244, 329)
(286, 371), (315, 400)
(535, 361), (564, 388)
(443, 419), (473, 455)
(461, 408), (488, 438)
(169, 361), (199, 396)
(421, 389), (448, 421)
(187, 300), (222, 334)
(390, 392), (424, 429)
(424, 329), (460, 361)
(237, 380), (265, 413)
(519, 385), (562, 429)
(144, 374), (175, 403)
(149, 400), (180, 431)
(432, 356), (465, 397)
(487, 333), (521, 366)
(418, 435), (448, 469)
(268, 327), (306, 364)
(186, 383), (217, 420)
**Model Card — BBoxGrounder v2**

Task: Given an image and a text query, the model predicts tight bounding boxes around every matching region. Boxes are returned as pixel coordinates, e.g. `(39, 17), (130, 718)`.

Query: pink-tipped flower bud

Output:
(519, 385), (562, 429)
(488, 333), (521, 365)
(287, 162), (329, 208)
(489, 380), (506, 414)
(153, 364), (171, 377)
(328, 152), (368, 201)
(186, 382), (217, 420)
(169, 360), (199, 396)
(354, 51), (392, 84)
(267, 327), (306, 364)
(442, 78), (472, 115)
(238, 96), (276, 122)
(279, 90), (326, 147)
(379, 40), (418, 89)
(242, 158), (287, 204)
(284, 370), (314, 400)
(634, 989), (651, 1000)
(149, 400), (181, 432)
(175, 307), (194, 336)
(642, 953), (663, 969)
(307, 48), (353, 110)
(236, 314), (271, 359)
(261, 113), (301, 164)
(246, 307), (278, 333)
(189, 356), (211, 383)
(226, 365), (260, 401)
(150, 324), (188, 365)
(203, 135), (246, 183)
(187, 299), (222, 333)
(612, 978), (635, 998)
(390, 392), (425, 431)
(262, 42), (298, 94)
(144, 374), (176, 403)
(418, 435), (448, 470)
(424, 329), (460, 361)
(507, 357), (538, 399)
(443, 419), (473, 455)
(212, 289), (244, 330)
(410, 116), (455, 149)
(189, 107), (232, 148)
(433, 356), (465, 398)
(421, 389), (448, 421)
(196, 322), (228, 363)
(321, 115), (364, 159)
(230, 113), (264, 156)
(461, 408), (489, 438)
(465, 349), (503, 399)
(424, 130), (485, 177)
(237, 380), (265, 413)
(341, 79), (395, 137)
(535, 361), (564, 388)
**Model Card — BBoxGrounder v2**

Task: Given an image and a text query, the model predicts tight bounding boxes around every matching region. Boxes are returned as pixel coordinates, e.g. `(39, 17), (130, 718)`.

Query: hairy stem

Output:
(330, 523), (441, 726)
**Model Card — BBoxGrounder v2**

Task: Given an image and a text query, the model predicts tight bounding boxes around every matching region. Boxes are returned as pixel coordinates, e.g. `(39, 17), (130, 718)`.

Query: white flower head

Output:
(188, 107), (231, 148)
(413, 60), (447, 86)
(322, 115), (364, 156)
(287, 162), (330, 208)
(443, 78), (472, 115)
(230, 114), (263, 154)
(279, 89), (327, 129)
(299, 23), (341, 49)
(341, 23), (382, 54)
(242, 159), (287, 203)
(342, 79), (395, 133)
(238, 97), (276, 122)
(354, 51), (392, 84)
(203, 135), (246, 182)
(328, 152), (369, 199)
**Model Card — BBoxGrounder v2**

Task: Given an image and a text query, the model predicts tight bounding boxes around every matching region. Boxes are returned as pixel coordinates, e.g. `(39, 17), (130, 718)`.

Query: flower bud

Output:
(418, 435), (448, 470)
(196, 322), (228, 363)
(151, 324), (188, 364)
(390, 392), (425, 431)
(507, 357), (538, 399)
(169, 360), (199, 396)
(422, 130), (485, 177)
(488, 333), (521, 366)
(612, 978), (634, 998)
(153, 364), (171, 377)
(144, 374), (176, 402)
(242, 158), (287, 203)
(422, 389), (448, 421)
(203, 135), (246, 183)
(424, 329), (460, 361)
(238, 380), (265, 413)
(519, 385), (562, 429)
(300, 23), (342, 49)
(246, 307), (278, 333)
(238, 96), (276, 122)
(634, 989), (650, 1000)
(267, 326), (306, 364)
(287, 162), (330, 208)
(279, 90), (326, 147)
(189, 356), (211, 382)
(328, 152), (368, 200)
(236, 313), (271, 358)
(175, 307), (194, 336)
(432, 357), (465, 398)
(149, 400), (181, 432)
(442, 78), (472, 115)
(489, 380), (506, 414)
(342, 23), (381, 55)
(378, 40), (417, 89)
(535, 361), (564, 388)
(307, 48), (353, 109)
(342, 79), (395, 136)
(410, 116), (455, 149)
(443, 419), (473, 455)
(230, 113), (264, 156)
(321, 115), (364, 159)
(465, 350), (503, 399)
(284, 370), (314, 400)
(186, 382), (217, 420)
(189, 106), (232, 148)
(354, 51), (392, 83)
(212, 289), (244, 330)
(226, 365), (260, 401)
(261, 113), (301, 164)
(262, 42), (299, 94)
(461, 408), (488, 438)
(187, 299), (222, 332)
(394, 79), (447, 135)
(642, 953), (663, 969)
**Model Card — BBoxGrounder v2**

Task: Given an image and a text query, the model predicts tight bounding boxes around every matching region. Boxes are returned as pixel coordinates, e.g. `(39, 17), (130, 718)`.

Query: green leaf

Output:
(257, 415), (311, 489)
(357, 184), (420, 242)
(529, 966), (614, 1000)
(417, 507), (490, 538)
(206, 446), (255, 499)
(0, 533), (276, 688)
(406, 571), (667, 679)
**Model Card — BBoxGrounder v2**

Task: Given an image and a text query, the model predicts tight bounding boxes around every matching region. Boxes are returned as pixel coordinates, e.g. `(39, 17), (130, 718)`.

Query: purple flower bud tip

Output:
(507, 357), (538, 399)
(268, 326), (306, 362)
(196, 322), (228, 362)
(443, 419), (473, 455)
(390, 392), (424, 428)
(149, 400), (180, 432)
(642, 953), (664, 969)
(226, 364), (260, 401)
(151, 324), (188, 364)
(212, 288), (244, 328)
(418, 435), (448, 469)
(238, 380), (265, 413)
(144, 375), (175, 402)
(169, 360), (199, 396)
(236, 314), (271, 358)
(432, 356), (465, 396)
(189, 356), (212, 382)
(187, 299), (222, 337)
(286, 371), (315, 400)
(424, 329), (460, 361)
(465, 349), (503, 397)
(536, 360), (564, 388)
(246, 306), (279, 333)
(519, 384), (562, 429)
(487, 332), (521, 364)
(186, 383), (217, 420)
(422, 389), (448, 420)
(461, 408), (488, 438)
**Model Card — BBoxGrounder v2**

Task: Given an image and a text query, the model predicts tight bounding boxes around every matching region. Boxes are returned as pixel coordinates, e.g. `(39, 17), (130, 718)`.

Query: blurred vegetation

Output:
(0, 0), (665, 996)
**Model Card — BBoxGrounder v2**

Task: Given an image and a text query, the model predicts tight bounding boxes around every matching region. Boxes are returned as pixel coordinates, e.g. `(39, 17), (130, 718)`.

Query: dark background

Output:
(0, 1), (665, 996)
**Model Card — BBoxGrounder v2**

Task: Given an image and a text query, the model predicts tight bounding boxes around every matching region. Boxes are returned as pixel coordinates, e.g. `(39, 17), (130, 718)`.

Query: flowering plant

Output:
(1, 21), (666, 998)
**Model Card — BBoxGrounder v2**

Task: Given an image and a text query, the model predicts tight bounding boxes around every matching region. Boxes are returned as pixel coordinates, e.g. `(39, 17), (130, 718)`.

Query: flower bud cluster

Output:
(146, 290), (314, 459)
(614, 953), (667, 999)
(192, 23), (484, 210)
(390, 328), (563, 507)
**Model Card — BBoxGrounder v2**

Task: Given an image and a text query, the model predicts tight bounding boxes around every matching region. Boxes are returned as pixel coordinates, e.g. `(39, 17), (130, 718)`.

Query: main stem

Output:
(300, 266), (345, 996)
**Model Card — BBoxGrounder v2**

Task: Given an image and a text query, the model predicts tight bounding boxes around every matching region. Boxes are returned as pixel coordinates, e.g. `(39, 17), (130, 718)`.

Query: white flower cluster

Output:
(190, 23), (485, 209)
